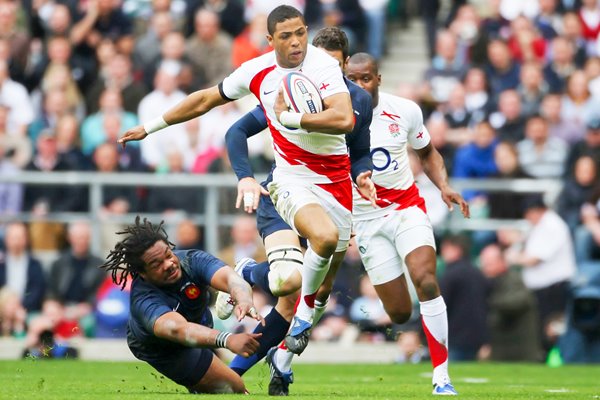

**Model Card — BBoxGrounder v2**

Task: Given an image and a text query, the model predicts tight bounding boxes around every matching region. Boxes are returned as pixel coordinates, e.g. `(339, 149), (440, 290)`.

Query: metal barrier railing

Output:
(0, 171), (564, 255)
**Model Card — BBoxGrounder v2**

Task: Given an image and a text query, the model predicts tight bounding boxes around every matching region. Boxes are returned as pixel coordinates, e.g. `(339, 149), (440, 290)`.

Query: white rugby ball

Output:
(281, 72), (323, 114)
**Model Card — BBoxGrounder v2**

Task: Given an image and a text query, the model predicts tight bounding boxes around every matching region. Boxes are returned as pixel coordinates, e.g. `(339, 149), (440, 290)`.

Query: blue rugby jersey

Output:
(127, 249), (225, 360)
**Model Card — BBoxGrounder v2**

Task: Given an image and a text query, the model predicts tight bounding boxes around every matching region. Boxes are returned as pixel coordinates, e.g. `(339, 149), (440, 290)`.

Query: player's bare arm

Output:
(153, 311), (261, 357)
(118, 86), (229, 147)
(415, 143), (470, 218)
(274, 90), (354, 134)
(210, 266), (265, 324)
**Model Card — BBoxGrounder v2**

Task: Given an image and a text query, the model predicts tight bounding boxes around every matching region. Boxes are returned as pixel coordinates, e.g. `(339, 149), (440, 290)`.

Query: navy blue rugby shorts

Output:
(145, 347), (214, 387)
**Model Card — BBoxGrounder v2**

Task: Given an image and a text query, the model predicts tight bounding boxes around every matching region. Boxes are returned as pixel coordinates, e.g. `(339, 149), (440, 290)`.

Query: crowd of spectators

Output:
(0, 0), (599, 363)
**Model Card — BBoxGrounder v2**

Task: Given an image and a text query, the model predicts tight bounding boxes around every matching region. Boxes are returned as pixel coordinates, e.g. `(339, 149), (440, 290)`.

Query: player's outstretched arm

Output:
(416, 143), (470, 218)
(225, 106), (270, 212)
(210, 266), (265, 325)
(275, 90), (354, 134)
(118, 86), (229, 146)
(154, 312), (261, 357)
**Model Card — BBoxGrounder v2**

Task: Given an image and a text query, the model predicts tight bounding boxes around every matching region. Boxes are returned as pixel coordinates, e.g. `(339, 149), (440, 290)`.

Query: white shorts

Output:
(354, 206), (436, 285)
(268, 179), (352, 252)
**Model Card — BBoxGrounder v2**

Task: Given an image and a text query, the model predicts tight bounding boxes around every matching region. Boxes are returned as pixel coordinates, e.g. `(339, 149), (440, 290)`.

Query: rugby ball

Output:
(281, 72), (323, 114)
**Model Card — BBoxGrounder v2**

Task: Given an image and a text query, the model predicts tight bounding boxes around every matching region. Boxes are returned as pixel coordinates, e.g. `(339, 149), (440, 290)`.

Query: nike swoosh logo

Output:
(263, 89), (276, 95)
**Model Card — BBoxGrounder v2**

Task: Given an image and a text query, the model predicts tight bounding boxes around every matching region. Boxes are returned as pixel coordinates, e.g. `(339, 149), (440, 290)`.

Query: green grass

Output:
(1, 360), (599, 399)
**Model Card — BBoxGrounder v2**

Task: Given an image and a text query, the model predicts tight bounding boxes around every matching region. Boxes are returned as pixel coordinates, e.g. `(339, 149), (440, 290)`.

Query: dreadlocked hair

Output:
(100, 216), (174, 289)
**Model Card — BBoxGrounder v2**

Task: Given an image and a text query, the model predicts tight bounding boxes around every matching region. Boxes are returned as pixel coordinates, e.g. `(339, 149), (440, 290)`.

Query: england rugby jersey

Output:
(219, 45), (350, 185)
(352, 92), (430, 221)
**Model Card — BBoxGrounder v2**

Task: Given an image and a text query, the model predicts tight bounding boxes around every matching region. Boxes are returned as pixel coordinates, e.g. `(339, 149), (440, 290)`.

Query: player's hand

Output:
(236, 177), (269, 213)
(441, 187), (470, 218)
(227, 333), (262, 357)
(118, 125), (147, 148)
(234, 302), (266, 326)
(274, 89), (287, 121)
(356, 171), (378, 207)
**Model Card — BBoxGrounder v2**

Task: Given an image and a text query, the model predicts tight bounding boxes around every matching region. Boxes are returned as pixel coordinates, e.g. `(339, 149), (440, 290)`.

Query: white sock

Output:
(313, 298), (328, 325)
(274, 345), (294, 373)
(295, 247), (330, 323)
(420, 296), (449, 385)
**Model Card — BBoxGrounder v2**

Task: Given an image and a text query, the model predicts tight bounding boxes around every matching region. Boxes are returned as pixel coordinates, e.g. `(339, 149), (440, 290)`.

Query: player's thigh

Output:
(392, 207), (438, 297)
(270, 180), (351, 253)
(354, 217), (405, 286)
(189, 353), (246, 394)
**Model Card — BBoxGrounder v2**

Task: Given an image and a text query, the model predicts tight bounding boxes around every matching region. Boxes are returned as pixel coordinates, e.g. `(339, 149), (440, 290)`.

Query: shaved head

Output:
(348, 52), (379, 74)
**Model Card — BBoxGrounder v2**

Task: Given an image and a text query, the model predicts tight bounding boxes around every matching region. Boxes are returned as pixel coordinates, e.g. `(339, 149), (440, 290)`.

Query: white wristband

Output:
(279, 111), (303, 129)
(143, 116), (169, 135)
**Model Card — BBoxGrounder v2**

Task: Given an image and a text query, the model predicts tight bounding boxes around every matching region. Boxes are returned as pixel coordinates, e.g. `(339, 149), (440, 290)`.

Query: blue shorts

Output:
(257, 189), (292, 240)
(144, 347), (214, 388)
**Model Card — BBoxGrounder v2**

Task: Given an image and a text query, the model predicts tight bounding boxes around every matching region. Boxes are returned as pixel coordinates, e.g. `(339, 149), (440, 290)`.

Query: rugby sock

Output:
(274, 342), (295, 373)
(248, 261), (274, 296)
(241, 262), (256, 286)
(313, 298), (328, 325)
(420, 296), (449, 385)
(295, 247), (330, 323)
(230, 308), (289, 376)
(270, 300), (327, 376)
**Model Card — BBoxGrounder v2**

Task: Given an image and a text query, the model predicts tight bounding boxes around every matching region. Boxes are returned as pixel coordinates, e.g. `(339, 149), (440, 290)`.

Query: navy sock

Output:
(242, 262), (256, 286)
(230, 308), (290, 376)
(250, 261), (274, 296)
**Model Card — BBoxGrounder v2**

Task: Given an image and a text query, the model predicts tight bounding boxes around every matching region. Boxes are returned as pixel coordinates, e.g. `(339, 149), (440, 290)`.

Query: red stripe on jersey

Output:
(249, 65), (277, 99)
(266, 117), (350, 183)
(373, 182), (427, 213)
(317, 178), (352, 211)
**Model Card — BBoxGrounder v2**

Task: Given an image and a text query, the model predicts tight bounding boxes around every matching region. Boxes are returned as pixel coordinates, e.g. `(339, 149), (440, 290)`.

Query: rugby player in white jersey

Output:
(345, 53), (469, 395)
(119, 5), (355, 353)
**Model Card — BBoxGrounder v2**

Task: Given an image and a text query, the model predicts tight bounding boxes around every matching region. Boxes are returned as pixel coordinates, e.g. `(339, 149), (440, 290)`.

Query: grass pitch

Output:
(1, 360), (599, 399)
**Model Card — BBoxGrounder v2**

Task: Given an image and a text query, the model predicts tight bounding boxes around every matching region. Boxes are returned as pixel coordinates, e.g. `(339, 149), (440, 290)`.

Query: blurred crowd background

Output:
(0, 0), (599, 364)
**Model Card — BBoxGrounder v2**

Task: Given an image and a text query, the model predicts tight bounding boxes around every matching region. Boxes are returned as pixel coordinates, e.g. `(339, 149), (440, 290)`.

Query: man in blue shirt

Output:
(100, 217), (264, 394)
(216, 27), (375, 395)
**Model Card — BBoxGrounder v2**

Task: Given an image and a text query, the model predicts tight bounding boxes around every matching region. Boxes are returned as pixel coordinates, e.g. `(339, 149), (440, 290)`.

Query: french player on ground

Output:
(216, 27), (375, 395)
(99, 217), (264, 394)
(118, 5), (357, 353)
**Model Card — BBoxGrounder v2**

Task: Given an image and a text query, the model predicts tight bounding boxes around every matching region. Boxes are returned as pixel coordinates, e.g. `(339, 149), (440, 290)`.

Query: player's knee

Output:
(267, 245), (303, 296)
(310, 230), (338, 256)
(418, 275), (440, 301)
(388, 309), (412, 325)
(270, 269), (301, 297)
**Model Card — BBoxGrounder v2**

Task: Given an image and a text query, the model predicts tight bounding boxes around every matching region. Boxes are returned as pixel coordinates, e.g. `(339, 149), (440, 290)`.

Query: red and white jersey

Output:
(221, 45), (350, 184)
(353, 92), (431, 221)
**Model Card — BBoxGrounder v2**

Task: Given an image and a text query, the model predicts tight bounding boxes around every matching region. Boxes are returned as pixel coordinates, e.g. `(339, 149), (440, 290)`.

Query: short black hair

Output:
(312, 27), (349, 60)
(100, 216), (174, 289)
(267, 5), (305, 35)
(348, 52), (379, 74)
(522, 194), (547, 212)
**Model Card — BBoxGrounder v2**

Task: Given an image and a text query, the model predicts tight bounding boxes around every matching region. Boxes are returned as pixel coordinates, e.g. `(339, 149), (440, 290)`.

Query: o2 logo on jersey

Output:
(371, 147), (399, 172)
(182, 283), (201, 300)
